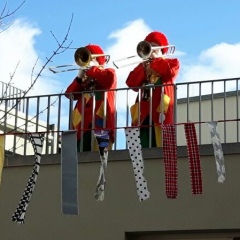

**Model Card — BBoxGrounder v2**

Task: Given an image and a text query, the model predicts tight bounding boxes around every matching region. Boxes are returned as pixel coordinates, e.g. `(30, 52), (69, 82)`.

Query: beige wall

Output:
(1, 146), (240, 239)
(176, 94), (240, 146)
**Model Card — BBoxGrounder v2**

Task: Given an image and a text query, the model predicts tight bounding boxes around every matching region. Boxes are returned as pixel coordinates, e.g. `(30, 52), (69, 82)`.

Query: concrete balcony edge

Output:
(4, 142), (240, 167)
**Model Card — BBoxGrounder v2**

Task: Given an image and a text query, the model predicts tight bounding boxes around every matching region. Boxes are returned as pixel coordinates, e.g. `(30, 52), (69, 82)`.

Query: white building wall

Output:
(0, 106), (58, 155)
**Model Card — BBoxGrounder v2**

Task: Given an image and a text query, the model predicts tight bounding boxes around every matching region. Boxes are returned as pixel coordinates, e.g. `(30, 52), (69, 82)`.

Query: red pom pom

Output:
(144, 31), (169, 54)
(85, 44), (106, 65)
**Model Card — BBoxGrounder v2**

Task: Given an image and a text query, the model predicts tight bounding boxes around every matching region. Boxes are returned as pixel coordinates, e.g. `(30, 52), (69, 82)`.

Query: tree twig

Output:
(0, 14), (74, 125)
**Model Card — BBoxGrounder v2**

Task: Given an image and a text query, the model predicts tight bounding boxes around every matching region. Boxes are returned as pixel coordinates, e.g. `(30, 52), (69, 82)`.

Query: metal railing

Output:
(0, 80), (26, 112)
(176, 78), (240, 145)
(0, 77), (239, 155)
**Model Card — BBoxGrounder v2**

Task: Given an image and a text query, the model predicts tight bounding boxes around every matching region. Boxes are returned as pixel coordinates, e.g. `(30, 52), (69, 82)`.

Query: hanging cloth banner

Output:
(184, 123), (203, 195)
(61, 130), (79, 215)
(94, 130), (110, 201)
(0, 135), (5, 187)
(206, 121), (226, 183)
(125, 127), (150, 201)
(162, 124), (178, 199)
(12, 133), (45, 224)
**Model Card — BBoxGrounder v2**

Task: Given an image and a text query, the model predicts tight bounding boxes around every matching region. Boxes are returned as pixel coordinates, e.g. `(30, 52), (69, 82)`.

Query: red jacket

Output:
(65, 66), (117, 143)
(126, 57), (180, 126)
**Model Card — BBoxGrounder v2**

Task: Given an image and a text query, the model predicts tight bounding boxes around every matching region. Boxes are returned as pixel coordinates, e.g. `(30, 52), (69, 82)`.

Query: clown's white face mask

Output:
(150, 42), (163, 59)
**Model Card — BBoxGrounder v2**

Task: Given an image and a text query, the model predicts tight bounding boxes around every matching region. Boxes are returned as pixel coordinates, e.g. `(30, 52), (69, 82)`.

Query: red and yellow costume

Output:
(126, 31), (180, 147)
(65, 44), (117, 151)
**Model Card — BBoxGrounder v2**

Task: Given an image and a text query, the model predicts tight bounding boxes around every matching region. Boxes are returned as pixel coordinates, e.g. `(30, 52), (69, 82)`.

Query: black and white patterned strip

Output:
(206, 122), (226, 183)
(12, 133), (45, 224)
(125, 127), (150, 201)
(94, 154), (107, 201)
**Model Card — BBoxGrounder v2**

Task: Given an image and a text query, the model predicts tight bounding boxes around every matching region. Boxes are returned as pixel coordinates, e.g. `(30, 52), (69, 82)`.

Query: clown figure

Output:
(65, 44), (117, 152)
(126, 31), (180, 147)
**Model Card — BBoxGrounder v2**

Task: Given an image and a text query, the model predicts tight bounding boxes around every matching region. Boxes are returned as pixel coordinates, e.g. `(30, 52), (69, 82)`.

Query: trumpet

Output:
(137, 41), (175, 59)
(49, 47), (110, 74)
(113, 41), (175, 69)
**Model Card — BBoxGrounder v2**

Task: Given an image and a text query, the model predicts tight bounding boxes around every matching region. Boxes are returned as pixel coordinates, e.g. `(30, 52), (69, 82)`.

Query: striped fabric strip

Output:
(184, 123), (203, 195)
(162, 124), (178, 199)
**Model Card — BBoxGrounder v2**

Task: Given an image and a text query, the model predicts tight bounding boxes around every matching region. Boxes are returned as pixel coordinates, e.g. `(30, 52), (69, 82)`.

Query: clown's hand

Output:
(89, 59), (99, 67)
(77, 69), (85, 78)
(159, 112), (165, 123)
(151, 49), (163, 59)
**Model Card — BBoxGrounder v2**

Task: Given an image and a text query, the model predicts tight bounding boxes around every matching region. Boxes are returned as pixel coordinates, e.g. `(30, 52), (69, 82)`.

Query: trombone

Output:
(113, 41), (175, 69)
(49, 47), (110, 74)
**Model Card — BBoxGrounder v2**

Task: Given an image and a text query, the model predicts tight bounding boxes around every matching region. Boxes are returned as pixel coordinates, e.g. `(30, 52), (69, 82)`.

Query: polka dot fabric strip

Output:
(125, 127), (150, 201)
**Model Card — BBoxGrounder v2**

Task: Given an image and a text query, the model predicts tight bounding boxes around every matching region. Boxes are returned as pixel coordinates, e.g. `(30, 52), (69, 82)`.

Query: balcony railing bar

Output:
(0, 77), (239, 155)
(211, 81), (214, 122)
(237, 79), (239, 142)
(24, 98), (30, 156)
(224, 81), (227, 143)
(199, 82), (202, 145)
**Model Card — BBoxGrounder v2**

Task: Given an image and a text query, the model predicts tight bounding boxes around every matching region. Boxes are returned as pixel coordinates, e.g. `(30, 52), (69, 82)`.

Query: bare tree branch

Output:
(6, 94), (61, 154)
(0, 14), (74, 125)
(7, 94), (61, 134)
(0, 1), (26, 32)
(0, 61), (21, 104)
(0, 0), (26, 20)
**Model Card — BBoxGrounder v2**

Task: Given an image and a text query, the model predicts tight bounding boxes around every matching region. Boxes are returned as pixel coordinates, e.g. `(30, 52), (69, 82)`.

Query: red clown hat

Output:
(144, 31), (169, 54)
(85, 44), (106, 65)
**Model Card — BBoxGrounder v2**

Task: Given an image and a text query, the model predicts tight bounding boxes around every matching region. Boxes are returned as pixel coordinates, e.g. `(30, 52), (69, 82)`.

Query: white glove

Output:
(77, 69), (85, 78)
(159, 112), (165, 123)
(89, 59), (99, 67)
(151, 49), (163, 59)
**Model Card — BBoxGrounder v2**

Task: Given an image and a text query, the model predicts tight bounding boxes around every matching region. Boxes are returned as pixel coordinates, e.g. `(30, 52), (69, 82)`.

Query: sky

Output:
(1, 0), (240, 96)
(1, 0), (240, 148)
